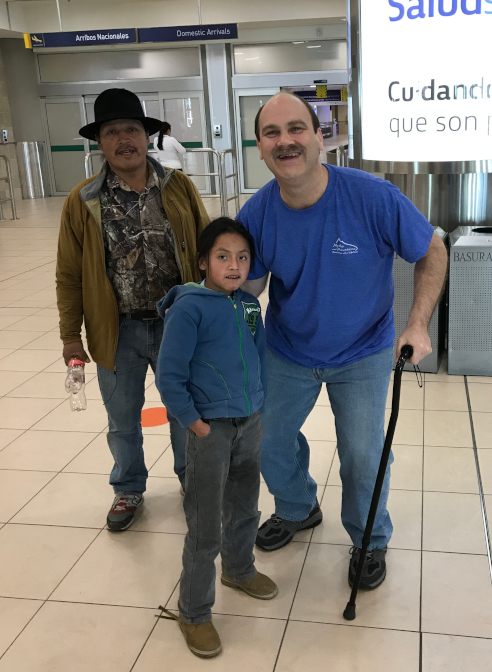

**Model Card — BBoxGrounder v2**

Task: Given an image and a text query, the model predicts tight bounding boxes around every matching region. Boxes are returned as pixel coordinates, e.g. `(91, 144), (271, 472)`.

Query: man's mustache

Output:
(115, 144), (138, 155)
(272, 143), (305, 159)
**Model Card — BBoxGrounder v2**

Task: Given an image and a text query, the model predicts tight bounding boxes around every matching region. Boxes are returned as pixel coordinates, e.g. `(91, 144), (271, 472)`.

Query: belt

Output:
(120, 310), (160, 322)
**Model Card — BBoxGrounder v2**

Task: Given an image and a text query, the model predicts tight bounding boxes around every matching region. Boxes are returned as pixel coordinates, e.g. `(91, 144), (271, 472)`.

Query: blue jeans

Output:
(97, 316), (186, 494)
(261, 347), (394, 549)
(179, 412), (262, 624)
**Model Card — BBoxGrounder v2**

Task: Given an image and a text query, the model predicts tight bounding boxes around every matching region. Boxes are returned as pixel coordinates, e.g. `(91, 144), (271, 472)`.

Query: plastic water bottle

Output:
(65, 358), (87, 412)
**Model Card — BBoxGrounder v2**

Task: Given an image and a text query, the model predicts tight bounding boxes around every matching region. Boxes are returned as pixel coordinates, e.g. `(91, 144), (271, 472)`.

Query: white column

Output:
(205, 43), (233, 154)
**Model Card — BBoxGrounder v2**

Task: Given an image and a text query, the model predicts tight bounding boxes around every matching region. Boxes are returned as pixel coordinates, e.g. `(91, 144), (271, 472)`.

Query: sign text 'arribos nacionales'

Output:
(138, 24), (238, 43)
(30, 29), (137, 48)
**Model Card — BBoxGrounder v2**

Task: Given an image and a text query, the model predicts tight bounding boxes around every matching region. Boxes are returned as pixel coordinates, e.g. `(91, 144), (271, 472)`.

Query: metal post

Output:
(348, 0), (362, 169)
(55, 0), (63, 31)
(336, 146), (343, 167)
(220, 149), (240, 217)
(84, 153), (93, 180)
(5, 156), (17, 220)
(0, 154), (18, 220)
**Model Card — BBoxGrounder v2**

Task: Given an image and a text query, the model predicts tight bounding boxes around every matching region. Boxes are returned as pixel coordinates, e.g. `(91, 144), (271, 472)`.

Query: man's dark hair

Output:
(197, 217), (256, 267)
(157, 121), (171, 150)
(254, 92), (320, 141)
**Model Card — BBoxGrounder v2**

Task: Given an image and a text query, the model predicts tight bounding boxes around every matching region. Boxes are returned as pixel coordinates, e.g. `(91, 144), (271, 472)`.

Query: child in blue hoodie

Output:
(156, 217), (277, 658)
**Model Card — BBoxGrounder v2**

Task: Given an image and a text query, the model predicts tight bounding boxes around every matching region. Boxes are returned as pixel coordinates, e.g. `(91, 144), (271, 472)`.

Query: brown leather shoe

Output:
(178, 616), (222, 658)
(221, 571), (278, 600)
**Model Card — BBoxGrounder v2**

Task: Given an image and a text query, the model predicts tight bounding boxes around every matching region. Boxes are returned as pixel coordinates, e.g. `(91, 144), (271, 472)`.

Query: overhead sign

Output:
(139, 23), (238, 43)
(296, 89), (342, 103)
(29, 28), (137, 48)
(360, 1), (492, 162)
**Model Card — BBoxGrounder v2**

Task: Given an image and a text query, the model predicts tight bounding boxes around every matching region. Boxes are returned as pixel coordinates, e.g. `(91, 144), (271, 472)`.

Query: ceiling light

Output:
(245, 57), (260, 60)
(293, 41), (305, 44)
(310, 85), (316, 88)
(307, 45), (321, 49)
(235, 51), (244, 54)
(341, 18), (347, 21)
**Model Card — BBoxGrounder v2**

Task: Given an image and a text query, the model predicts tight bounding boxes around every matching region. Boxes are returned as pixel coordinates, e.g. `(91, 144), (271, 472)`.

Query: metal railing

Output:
(0, 155), (18, 220)
(182, 147), (222, 210)
(84, 146), (241, 217)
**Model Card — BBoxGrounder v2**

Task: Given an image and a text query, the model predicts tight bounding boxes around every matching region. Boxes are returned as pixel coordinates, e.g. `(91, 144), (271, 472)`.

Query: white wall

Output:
(234, 41), (346, 75)
(8, 0), (199, 33)
(0, 40), (24, 200)
(203, 0), (346, 24)
(7, 0), (345, 33)
(38, 48), (201, 83)
(1, 38), (44, 143)
(0, 1), (11, 30)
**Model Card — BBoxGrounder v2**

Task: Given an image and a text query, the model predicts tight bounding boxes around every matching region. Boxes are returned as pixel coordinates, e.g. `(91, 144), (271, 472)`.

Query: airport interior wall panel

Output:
(392, 227), (448, 373)
(385, 173), (492, 233)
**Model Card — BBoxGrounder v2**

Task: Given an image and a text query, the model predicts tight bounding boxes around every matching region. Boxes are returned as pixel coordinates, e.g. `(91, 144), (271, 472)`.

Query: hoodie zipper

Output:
(229, 295), (251, 416)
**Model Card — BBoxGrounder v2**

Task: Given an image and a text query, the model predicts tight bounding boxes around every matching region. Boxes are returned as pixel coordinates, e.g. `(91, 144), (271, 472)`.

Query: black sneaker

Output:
(107, 492), (144, 531)
(256, 501), (323, 552)
(348, 546), (387, 590)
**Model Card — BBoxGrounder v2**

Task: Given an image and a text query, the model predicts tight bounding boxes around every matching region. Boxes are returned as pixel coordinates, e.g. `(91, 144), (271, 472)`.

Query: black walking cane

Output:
(343, 344), (414, 621)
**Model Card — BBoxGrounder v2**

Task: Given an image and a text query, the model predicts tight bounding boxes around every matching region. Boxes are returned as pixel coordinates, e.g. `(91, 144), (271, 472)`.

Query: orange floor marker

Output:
(141, 406), (168, 427)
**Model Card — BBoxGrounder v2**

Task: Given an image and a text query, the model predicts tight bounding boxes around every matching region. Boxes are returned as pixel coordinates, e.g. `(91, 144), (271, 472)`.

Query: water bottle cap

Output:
(68, 358), (85, 368)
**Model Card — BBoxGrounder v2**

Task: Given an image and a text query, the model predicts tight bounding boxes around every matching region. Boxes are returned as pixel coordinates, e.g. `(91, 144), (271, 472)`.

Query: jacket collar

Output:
(80, 154), (174, 202)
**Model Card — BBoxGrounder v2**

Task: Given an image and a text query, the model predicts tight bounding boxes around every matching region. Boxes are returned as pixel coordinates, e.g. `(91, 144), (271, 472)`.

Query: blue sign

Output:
(138, 23), (238, 43)
(30, 28), (137, 48)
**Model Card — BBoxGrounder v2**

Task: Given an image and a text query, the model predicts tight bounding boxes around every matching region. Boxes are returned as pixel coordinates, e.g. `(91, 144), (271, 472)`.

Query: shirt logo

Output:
(242, 301), (260, 335)
(332, 238), (359, 255)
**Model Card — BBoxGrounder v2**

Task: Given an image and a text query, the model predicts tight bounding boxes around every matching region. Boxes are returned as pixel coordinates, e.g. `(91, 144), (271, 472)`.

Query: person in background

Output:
(56, 88), (209, 532)
(154, 122), (187, 171)
(156, 218), (277, 659)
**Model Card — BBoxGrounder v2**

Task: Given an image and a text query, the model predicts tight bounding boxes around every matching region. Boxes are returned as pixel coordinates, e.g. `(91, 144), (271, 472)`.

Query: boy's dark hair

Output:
(157, 121), (171, 150)
(197, 217), (256, 267)
(254, 92), (320, 141)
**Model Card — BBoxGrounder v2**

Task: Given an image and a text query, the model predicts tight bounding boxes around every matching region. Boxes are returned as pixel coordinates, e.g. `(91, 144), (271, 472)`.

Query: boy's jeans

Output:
(262, 347), (394, 550)
(179, 412), (262, 624)
(97, 316), (186, 494)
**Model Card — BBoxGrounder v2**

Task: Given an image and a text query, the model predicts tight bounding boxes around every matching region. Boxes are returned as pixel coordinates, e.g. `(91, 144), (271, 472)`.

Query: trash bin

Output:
(392, 226), (448, 373)
(16, 141), (49, 198)
(448, 225), (492, 376)
(326, 145), (348, 167)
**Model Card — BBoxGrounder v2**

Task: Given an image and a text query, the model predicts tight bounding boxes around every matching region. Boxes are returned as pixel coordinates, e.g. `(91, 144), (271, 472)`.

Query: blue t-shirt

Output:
(237, 165), (434, 369)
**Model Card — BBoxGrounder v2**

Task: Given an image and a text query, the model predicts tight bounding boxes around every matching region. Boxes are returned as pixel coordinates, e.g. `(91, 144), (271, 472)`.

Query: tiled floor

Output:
(0, 196), (491, 671)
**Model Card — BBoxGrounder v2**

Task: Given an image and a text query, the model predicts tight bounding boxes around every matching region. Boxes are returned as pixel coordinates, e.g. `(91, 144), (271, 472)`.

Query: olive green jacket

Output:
(56, 156), (210, 370)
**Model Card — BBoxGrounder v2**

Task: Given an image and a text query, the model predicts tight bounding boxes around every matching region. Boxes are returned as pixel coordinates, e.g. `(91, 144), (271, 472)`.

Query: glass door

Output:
(158, 92), (209, 193)
(41, 97), (88, 196)
(234, 88), (279, 193)
(82, 95), (104, 177)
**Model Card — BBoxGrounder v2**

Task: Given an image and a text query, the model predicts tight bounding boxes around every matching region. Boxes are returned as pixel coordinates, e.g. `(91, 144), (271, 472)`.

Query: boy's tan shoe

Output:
(221, 571), (278, 600)
(178, 616), (222, 658)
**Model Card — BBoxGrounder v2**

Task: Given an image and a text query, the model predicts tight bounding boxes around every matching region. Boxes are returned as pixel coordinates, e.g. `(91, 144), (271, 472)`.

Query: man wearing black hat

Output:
(56, 89), (209, 530)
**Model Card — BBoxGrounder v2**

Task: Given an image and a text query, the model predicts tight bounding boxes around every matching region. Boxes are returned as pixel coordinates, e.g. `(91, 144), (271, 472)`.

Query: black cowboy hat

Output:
(79, 88), (162, 141)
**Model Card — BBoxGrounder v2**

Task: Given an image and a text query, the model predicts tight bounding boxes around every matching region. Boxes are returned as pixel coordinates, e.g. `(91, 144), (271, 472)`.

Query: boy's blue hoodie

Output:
(156, 283), (267, 428)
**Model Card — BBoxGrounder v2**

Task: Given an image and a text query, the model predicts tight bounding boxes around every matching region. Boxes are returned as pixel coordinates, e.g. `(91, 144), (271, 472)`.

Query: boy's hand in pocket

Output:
(189, 418), (211, 438)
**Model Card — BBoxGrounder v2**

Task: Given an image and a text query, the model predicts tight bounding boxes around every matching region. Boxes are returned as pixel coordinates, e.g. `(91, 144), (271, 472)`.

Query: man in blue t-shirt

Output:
(239, 92), (447, 590)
